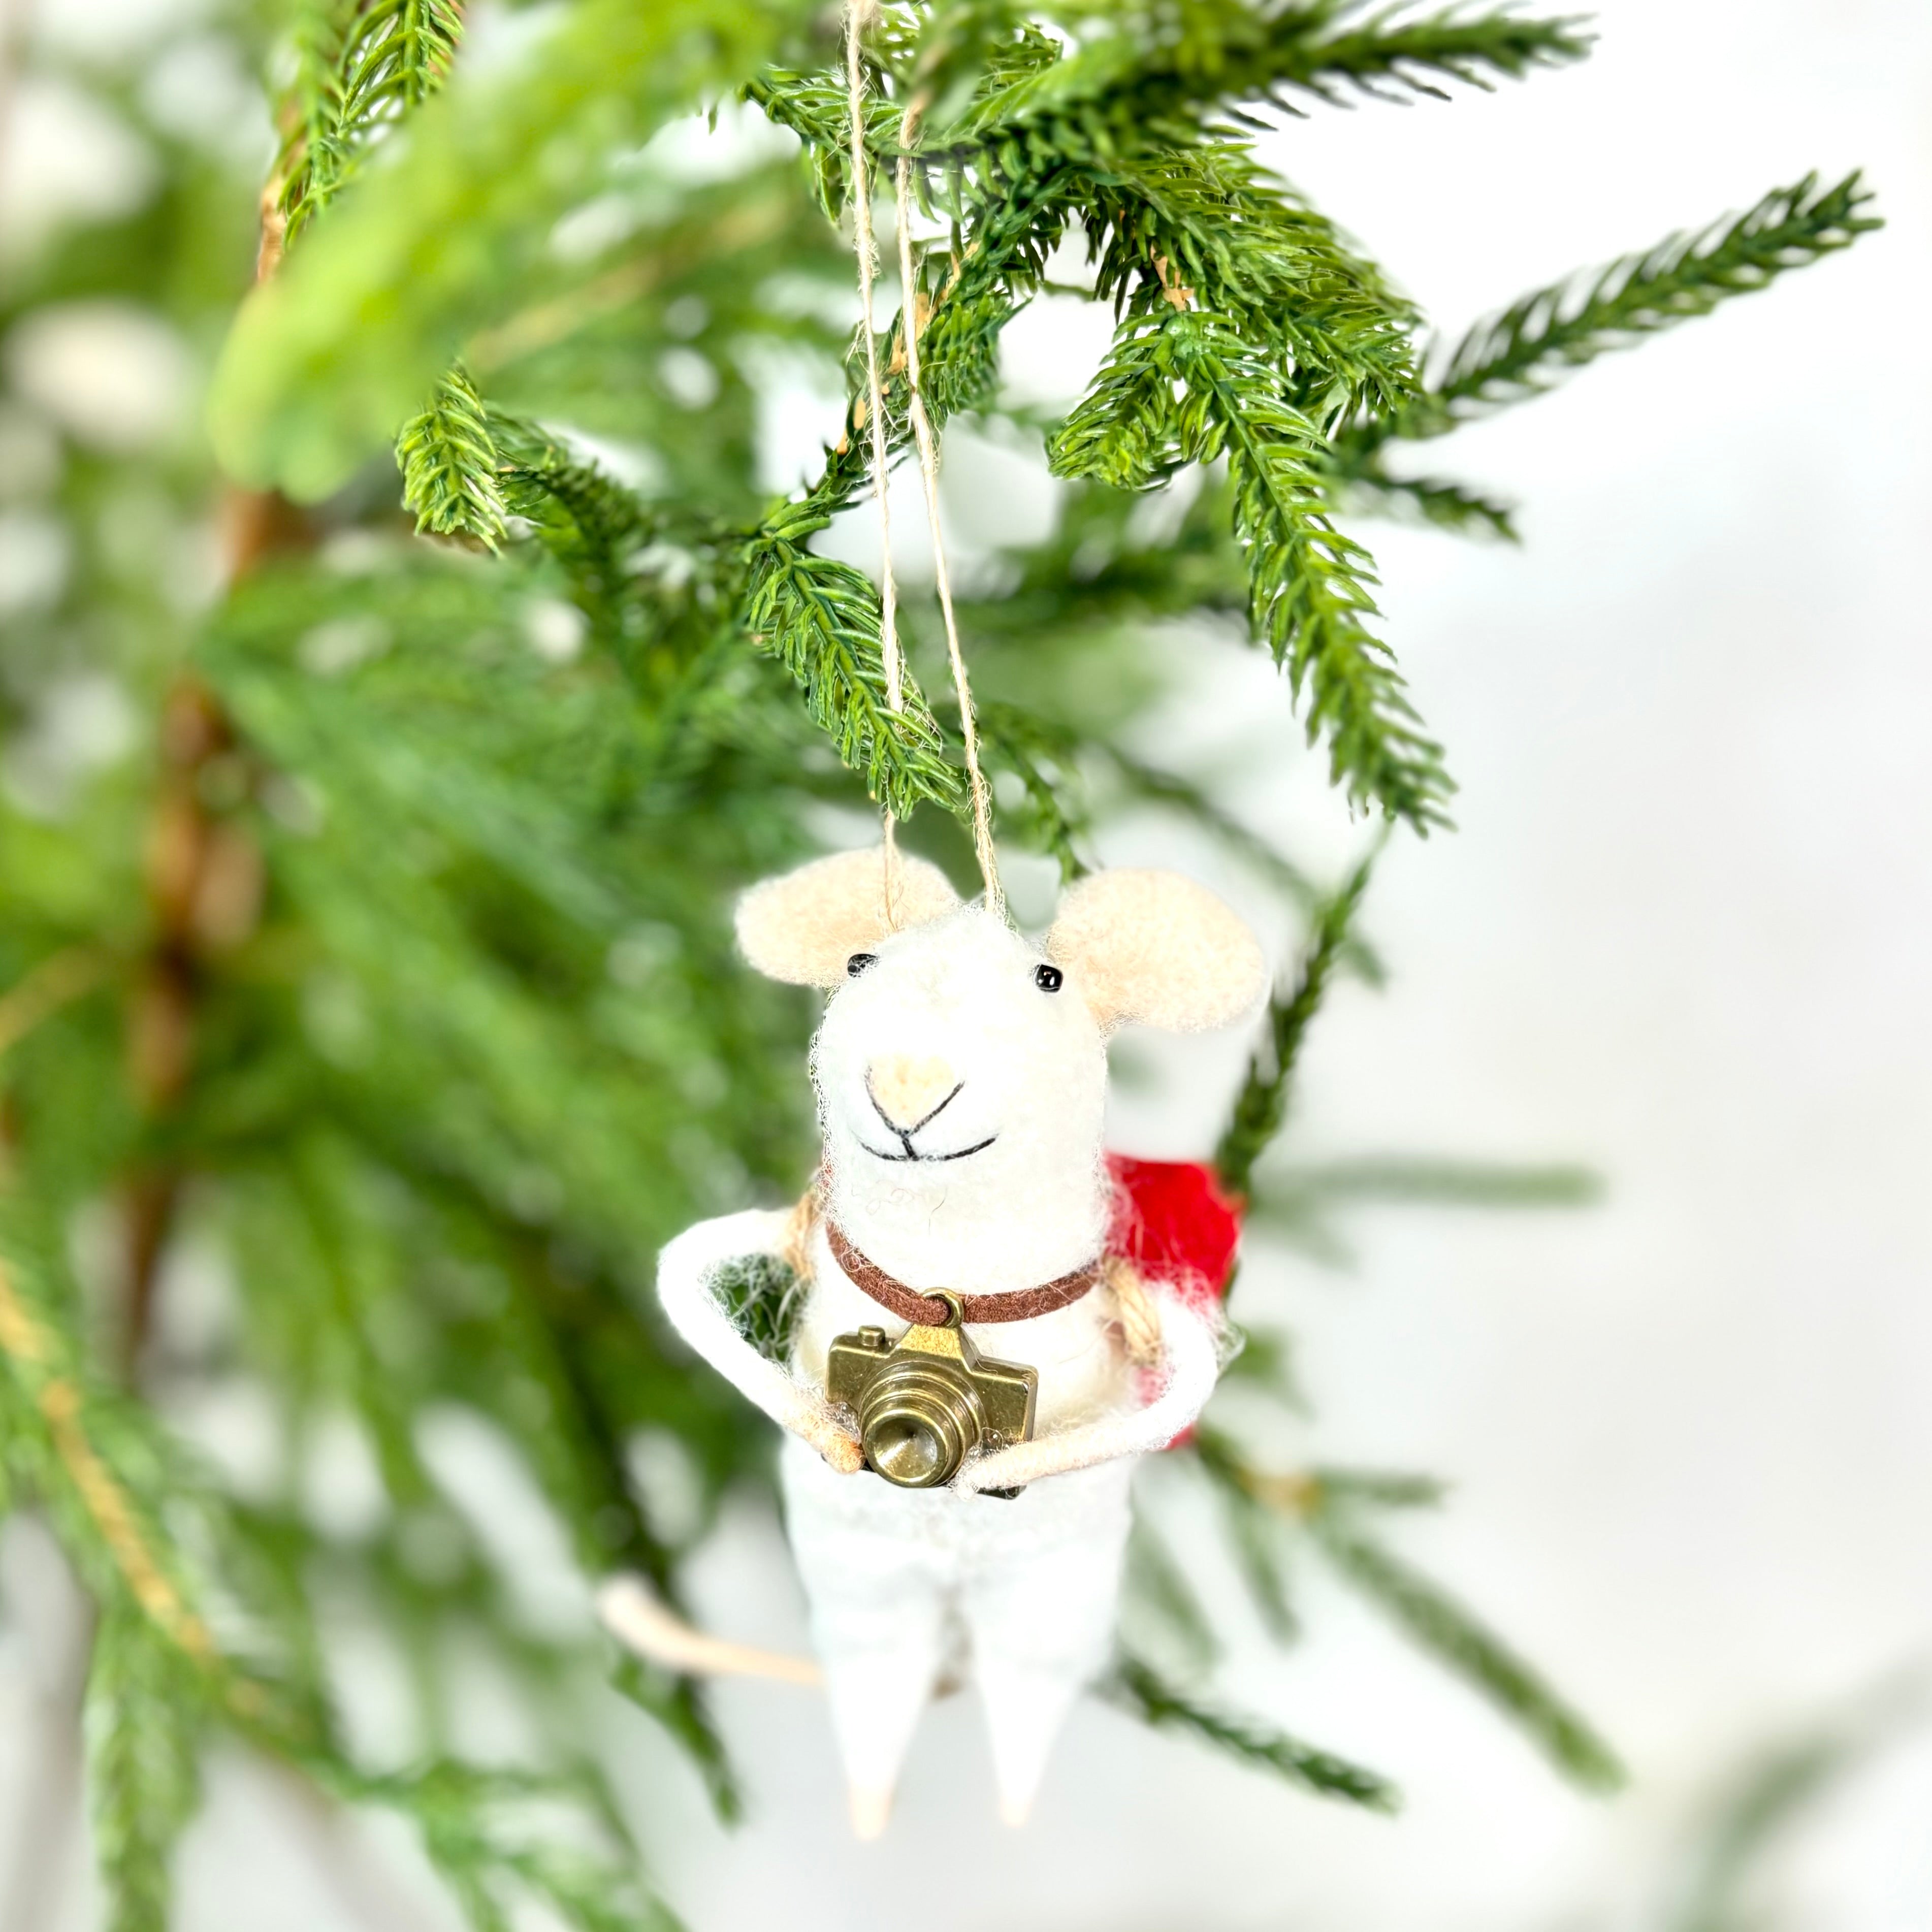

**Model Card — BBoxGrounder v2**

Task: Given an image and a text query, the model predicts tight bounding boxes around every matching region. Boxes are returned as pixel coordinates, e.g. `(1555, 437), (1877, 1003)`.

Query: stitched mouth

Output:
(855, 1133), (999, 1166)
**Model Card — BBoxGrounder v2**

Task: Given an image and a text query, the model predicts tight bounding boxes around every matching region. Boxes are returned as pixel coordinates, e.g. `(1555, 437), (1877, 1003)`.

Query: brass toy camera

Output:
(826, 1293), (1037, 1491)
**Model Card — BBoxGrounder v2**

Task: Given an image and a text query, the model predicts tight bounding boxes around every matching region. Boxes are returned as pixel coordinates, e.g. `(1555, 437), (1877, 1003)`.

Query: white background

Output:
(3, 2), (1929, 1928)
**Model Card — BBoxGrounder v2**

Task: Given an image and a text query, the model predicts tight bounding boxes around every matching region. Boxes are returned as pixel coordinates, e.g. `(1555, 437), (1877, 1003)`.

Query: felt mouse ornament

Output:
(645, 847), (1266, 1834)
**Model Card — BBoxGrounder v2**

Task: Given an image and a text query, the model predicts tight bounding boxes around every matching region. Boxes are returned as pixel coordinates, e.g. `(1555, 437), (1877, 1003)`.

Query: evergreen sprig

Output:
(743, 511), (963, 817)
(1262, 2), (1594, 107)
(1106, 1654), (1400, 1810)
(1216, 851), (1375, 1194)
(1369, 171), (1881, 448)
(399, 364), (510, 549)
(86, 1605), (209, 1932)
(1311, 1521), (1626, 1790)
(945, 2), (1592, 158)
(279, 0), (466, 244)
(1085, 144), (1417, 420)
(1189, 1429), (1625, 1790)
(1053, 312), (1450, 827)
(1335, 461), (1521, 540)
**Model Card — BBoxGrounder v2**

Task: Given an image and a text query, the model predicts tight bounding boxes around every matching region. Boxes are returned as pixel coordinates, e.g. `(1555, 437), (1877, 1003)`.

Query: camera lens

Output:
(867, 1411), (950, 1486)
(860, 1359), (987, 1488)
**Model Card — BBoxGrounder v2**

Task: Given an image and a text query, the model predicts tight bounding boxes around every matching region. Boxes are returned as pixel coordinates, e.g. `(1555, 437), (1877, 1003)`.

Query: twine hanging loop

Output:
(842, 2), (1004, 923)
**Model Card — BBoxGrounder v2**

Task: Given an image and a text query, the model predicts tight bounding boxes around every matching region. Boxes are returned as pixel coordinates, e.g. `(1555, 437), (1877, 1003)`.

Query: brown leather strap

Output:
(825, 1221), (1101, 1326)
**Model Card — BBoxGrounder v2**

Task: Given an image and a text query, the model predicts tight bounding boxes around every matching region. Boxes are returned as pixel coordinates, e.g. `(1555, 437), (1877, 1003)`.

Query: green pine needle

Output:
(1390, 171), (1881, 443)
(972, 700), (1093, 882)
(949, 2), (1591, 159)
(1271, 3), (1595, 108)
(1054, 308), (1452, 829)
(1106, 1654), (1401, 1811)
(743, 512), (963, 820)
(85, 1604), (208, 1932)
(1336, 463), (1521, 540)
(1312, 1523), (1626, 1791)
(1215, 850), (1376, 1196)
(304, 1760), (675, 1932)
(399, 366), (511, 551)
(282, 0), (466, 243)
(1087, 145), (1418, 423)
(611, 1657), (746, 1826)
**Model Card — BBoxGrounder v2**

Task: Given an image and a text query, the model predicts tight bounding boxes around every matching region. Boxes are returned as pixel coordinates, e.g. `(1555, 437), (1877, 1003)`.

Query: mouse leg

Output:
(960, 1465), (1134, 1826)
(783, 1444), (949, 1838)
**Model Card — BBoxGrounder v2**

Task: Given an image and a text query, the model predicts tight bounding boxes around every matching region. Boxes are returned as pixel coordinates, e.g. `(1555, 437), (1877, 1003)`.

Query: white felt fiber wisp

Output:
(644, 847), (1267, 1836)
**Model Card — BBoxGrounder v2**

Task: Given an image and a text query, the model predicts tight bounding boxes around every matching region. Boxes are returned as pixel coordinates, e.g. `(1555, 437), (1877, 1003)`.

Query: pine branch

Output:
(282, 1), (466, 244)
(86, 1603), (208, 1932)
(496, 424), (686, 662)
(972, 701), (1091, 881)
(956, 473), (1250, 638)
(1053, 309), (1452, 828)
(1313, 1466), (1450, 1510)
(1370, 171), (1881, 448)
(1086, 145), (1416, 421)
(1332, 462), (1520, 540)
(611, 1656), (746, 1825)
(1191, 1425), (1305, 1637)
(1106, 1654), (1400, 1811)
(1227, 1476), (1302, 1639)
(1190, 1428), (1622, 1790)
(1243, 1151), (1599, 1264)
(1218, 395), (1446, 829)
(0, 1247), (220, 1671)
(1215, 1320), (1313, 1413)
(1215, 849), (1374, 1196)
(1664, 1706), (1920, 1932)
(1101, 749), (1332, 917)
(746, 66), (910, 222)
(296, 1759), (674, 1932)
(1266, 2), (1594, 108)
(215, 0), (806, 499)
(947, 2), (1591, 159)
(1311, 1520), (1625, 1790)
(1121, 1519), (1222, 1673)
(742, 509), (962, 819)
(1195, 1430), (1448, 1519)
(398, 365), (509, 550)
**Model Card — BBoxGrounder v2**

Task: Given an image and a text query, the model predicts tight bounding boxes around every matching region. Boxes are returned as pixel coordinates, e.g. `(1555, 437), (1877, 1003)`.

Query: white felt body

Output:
(653, 1206), (1218, 1823)
(781, 1435), (1133, 1828)
(650, 876), (1264, 1829)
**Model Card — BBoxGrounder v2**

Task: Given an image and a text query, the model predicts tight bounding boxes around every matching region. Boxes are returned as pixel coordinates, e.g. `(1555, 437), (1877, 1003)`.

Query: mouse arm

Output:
(656, 1210), (863, 1472)
(953, 1287), (1220, 1494)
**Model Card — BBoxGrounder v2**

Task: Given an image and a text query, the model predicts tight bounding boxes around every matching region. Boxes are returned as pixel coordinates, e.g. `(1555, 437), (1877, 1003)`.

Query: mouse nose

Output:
(867, 1054), (960, 1133)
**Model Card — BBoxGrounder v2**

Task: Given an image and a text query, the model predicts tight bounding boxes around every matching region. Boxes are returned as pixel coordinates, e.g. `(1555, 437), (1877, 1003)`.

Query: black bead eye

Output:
(846, 952), (877, 978)
(1034, 963), (1064, 993)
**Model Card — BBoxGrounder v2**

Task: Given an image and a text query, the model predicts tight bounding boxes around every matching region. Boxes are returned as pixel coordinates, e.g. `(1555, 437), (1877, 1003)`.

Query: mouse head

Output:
(736, 849), (1266, 1284)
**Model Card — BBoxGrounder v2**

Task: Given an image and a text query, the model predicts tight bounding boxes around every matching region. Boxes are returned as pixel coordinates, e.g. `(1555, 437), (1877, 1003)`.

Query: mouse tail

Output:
(596, 1574), (821, 1685)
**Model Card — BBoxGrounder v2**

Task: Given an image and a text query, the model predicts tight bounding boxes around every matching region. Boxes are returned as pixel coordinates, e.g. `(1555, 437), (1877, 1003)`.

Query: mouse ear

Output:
(735, 847), (960, 987)
(1046, 870), (1267, 1032)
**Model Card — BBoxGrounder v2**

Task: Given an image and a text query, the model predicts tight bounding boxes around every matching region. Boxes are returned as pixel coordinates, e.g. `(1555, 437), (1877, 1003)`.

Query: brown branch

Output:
(0, 1261), (215, 1663)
